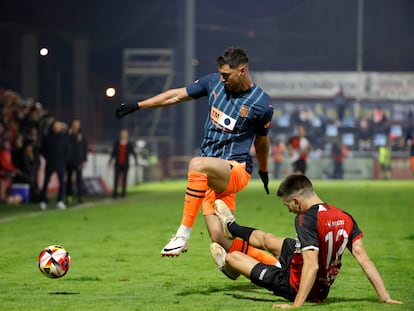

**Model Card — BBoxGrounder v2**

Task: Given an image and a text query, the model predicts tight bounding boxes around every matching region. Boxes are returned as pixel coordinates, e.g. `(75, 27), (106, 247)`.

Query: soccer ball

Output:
(38, 245), (71, 278)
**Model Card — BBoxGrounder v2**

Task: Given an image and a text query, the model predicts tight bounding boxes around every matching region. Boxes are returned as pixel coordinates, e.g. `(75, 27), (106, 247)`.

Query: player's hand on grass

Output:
(272, 303), (294, 309)
(382, 297), (403, 304)
(115, 102), (140, 119)
(258, 170), (269, 195)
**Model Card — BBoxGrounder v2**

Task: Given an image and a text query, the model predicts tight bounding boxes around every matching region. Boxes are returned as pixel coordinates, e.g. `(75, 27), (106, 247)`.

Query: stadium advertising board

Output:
(251, 72), (414, 101)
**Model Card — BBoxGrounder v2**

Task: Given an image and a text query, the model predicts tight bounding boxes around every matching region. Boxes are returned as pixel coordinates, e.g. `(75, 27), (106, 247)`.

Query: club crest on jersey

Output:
(210, 106), (236, 132)
(239, 105), (249, 117)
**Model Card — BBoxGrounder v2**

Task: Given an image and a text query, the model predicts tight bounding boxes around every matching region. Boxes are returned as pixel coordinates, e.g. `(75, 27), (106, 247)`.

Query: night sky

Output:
(1, 0), (413, 142)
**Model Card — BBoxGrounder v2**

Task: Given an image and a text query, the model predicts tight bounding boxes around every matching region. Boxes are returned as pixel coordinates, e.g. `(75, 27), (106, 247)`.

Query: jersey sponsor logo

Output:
(239, 105), (249, 117)
(212, 90), (218, 100)
(210, 106), (236, 132)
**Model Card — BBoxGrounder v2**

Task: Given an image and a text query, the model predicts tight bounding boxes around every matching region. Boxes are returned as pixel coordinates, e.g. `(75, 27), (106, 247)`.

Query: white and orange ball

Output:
(38, 245), (71, 278)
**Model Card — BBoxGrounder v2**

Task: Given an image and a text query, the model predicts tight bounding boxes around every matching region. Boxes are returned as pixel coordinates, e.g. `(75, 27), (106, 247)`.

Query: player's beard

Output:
(224, 84), (235, 99)
(224, 82), (237, 93)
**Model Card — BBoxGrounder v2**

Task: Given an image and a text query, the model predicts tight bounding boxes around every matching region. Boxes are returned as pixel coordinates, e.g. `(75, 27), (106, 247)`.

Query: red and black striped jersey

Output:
(289, 203), (363, 302)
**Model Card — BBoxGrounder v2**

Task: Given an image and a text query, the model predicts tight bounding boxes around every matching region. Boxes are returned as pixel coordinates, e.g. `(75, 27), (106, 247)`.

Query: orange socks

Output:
(228, 238), (277, 265)
(180, 172), (208, 228)
(180, 171), (276, 268)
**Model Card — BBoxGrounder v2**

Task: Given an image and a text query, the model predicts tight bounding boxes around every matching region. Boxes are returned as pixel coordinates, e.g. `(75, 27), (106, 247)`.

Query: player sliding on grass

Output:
(115, 47), (276, 266)
(211, 174), (403, 308)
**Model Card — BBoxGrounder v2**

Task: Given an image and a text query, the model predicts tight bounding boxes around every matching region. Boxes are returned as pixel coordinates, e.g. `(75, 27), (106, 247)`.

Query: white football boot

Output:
(209, 242), (240, 280)
(214, 199), (235, 239)
(161, 235), (189, 257)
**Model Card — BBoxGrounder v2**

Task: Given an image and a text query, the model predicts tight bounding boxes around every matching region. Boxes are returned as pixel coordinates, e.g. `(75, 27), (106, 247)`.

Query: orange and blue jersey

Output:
(186, 73), (273, 174)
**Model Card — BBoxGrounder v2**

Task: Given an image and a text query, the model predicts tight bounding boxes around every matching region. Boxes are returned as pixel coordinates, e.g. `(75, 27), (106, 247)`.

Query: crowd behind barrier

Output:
(0, 89), (51, 204)
(1, 87), (413, 204)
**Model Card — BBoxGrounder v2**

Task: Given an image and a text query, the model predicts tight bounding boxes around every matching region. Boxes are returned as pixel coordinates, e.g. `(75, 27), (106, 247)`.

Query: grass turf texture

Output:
(0, 179), (412, 311)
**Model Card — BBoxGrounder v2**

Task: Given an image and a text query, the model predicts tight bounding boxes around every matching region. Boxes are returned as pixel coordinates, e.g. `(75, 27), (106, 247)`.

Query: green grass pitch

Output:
(0, 179), (413, 310)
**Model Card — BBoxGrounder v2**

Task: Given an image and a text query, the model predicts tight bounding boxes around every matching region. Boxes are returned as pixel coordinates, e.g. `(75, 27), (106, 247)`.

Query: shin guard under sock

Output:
(228, 238), (277, 265)
(180, 172), (208, 228)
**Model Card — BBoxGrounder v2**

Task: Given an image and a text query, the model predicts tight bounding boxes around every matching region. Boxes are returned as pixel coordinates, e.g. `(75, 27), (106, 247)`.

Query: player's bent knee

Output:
(262, 233), (278, 250)
(188, 157), (204, 172)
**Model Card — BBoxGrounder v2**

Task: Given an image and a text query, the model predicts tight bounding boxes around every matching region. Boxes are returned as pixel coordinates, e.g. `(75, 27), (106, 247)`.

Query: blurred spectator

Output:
(357, 118), (373, 151)
(39, 120), (70, 210)
(372, 106), (387, 133)
(24, 125), (41, 173)
(38, 112), (54, 141)
(406, 127), (414, 176)
(271, 136), (285, 179)
(2, 106), (19, 141)
(66, 118), (88, 205)
(13, 142), (41, 201)
(331, 142), (344, 179)
(290, 109), (301, 126)
(11, 134), (24, 168)
(298, 107), (314, 129)
(0, 123), (5, 138)
(378, 140), (392, 180)
(0, 139), (22, 203)
(0, 139), (21, 176)
(312, 107), (329, 150)
(391, 137), (406, 152)
(108, 129), (138, 199)
(20, 105), (41, 137)
(333, 86), (347, 123)
(286, 125), (312, 174)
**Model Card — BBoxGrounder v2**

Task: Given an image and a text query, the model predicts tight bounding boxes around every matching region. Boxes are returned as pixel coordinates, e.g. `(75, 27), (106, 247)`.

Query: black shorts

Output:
(250, 238), (296, 301)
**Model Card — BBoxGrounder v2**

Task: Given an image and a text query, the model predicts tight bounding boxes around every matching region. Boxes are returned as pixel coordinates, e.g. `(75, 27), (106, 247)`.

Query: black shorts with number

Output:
(250, 238), (296, 301)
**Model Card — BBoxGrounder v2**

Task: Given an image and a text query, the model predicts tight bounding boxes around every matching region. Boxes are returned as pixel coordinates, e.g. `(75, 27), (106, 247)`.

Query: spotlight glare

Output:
(40, 48), (49, 56)
(106, 87), (116, 97)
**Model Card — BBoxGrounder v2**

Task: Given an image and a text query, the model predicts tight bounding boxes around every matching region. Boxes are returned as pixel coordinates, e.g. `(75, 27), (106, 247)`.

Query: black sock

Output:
(227, 222), (256, 242)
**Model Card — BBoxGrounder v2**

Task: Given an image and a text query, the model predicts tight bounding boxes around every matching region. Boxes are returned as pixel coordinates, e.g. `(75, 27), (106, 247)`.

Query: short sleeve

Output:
(295, 212), (319, 251)
(186, 74), (217, 99)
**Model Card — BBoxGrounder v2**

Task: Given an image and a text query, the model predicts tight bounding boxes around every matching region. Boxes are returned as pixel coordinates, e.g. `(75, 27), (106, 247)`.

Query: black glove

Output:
(258, 170), (269, 195)
(115, 103), (140, 119)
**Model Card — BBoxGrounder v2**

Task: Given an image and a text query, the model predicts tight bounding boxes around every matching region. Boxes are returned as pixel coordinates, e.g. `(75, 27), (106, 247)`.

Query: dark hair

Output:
(216, 47), (249, 69)
(277, 174), (314, 199)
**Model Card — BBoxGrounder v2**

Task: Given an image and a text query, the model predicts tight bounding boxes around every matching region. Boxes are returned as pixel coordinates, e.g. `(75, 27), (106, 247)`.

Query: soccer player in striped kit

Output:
(115, 47), (275, 270)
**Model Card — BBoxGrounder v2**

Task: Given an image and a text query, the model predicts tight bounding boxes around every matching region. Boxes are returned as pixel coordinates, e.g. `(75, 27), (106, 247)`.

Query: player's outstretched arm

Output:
(351, 239), (403, 304)
(138, 87), (193, 109)
(115, 87), (192, 119)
